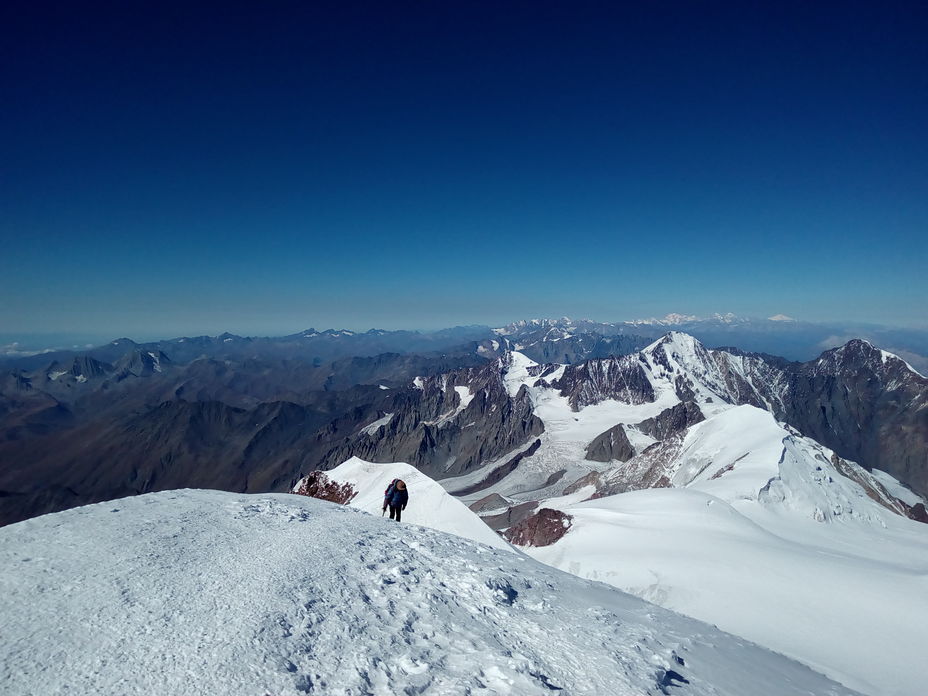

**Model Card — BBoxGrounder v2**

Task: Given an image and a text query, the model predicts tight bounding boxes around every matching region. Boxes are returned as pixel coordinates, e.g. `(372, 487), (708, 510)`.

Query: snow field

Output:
(526, 465), (928, 696)
(0, 490), (859, 696)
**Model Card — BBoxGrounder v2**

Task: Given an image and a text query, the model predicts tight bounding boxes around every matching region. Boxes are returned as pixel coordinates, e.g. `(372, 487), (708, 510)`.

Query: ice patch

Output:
(360, 413), (393, 436)
(147, 351), (163, 373)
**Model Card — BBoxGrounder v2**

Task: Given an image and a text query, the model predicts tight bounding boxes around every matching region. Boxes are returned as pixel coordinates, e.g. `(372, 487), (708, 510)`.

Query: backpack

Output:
(384, 478), (399, 499)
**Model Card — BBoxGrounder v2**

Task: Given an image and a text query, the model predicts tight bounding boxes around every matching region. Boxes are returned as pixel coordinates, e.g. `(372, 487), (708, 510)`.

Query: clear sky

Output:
(2, 1), (926, 339)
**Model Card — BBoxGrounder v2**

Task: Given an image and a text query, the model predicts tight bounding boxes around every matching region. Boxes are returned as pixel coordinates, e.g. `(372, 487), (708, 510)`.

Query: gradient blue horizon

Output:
(2, 2), (926, 338)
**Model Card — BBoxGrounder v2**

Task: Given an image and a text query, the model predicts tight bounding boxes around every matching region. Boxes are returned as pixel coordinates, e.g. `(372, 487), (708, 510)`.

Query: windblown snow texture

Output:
(0, 491), (858, 696)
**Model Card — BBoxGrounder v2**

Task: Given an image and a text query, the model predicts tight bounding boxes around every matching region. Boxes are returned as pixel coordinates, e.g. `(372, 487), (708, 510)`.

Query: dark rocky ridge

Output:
(0, 350), (544, 525)
(553, 356), (655, 410)
(637, 401), (705, 440)
(585, 424), (635, 462)
(311, 358), (545, 480)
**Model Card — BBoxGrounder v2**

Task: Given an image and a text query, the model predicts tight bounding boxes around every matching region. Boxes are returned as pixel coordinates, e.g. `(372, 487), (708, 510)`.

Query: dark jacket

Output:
(385, 484), (409, 509)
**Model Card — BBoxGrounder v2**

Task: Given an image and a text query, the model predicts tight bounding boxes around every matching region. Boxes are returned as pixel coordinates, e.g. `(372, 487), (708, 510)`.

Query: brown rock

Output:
(906, 502), (928, 524)
(503, 508), (573, 547)
(292, 470), (357, 505)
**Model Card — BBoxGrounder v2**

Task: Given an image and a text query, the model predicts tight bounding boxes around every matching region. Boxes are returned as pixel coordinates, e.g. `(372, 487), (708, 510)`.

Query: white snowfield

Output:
(0, 490), (860, 696)
(522, 407), (928, 696)
(295, 457), (512, 551)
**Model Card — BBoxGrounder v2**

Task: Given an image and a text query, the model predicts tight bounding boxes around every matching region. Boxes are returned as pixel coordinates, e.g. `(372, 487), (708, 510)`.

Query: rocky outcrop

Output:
(68, 356), (112, 379)
(114, 349), (171, 378)
(636, 401), (705, 440)
(906, 502), (928, 524)
(553, 356), (655, 410)
(596, 434), (685, 497)
(292, 470), (357, 504)
(503, 508), (573, 547)
(585, 424), (635, 462)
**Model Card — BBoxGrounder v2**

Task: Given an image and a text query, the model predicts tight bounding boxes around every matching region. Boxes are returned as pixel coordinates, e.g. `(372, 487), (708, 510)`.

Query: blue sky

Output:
(1, 1), (926, 339)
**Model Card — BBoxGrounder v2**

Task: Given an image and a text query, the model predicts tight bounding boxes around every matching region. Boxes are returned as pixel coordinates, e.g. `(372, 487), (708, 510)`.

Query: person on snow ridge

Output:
(382, 479), (408, 522)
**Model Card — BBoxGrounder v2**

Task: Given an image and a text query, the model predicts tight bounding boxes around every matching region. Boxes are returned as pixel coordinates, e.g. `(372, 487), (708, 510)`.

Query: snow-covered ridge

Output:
(506, 405), (928, 696)
(0, 490), (859, 696)
(294, 457), (512, 551)
(879, 348), (925, 377)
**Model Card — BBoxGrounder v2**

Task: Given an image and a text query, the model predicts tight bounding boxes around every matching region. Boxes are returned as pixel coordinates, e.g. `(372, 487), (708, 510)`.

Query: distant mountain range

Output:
(1, 314), (925, 527)
(4, 313), (927, 372)
(491, 315), (928, 372)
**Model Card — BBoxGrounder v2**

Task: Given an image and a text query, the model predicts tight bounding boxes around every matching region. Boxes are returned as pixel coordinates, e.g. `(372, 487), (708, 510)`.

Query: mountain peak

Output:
(646, 331), (705, 356)
(829, 339), (926, 379)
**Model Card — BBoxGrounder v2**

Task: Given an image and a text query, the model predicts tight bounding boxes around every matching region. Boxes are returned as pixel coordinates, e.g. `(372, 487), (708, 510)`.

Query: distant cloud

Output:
(816, 335), (857, 351)
(1, 342), (58, 357)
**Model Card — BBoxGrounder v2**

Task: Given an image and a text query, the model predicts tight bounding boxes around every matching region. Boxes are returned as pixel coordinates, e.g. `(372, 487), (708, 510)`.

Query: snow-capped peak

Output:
(818, 339), (927, 379)
(643, 330), (705, 358)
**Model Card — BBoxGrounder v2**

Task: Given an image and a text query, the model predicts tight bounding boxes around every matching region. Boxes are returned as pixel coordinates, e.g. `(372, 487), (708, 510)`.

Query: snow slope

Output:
(298, 457), (512, 551)
(0, 490), (859, 696)
(522, 407), (928, 696)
